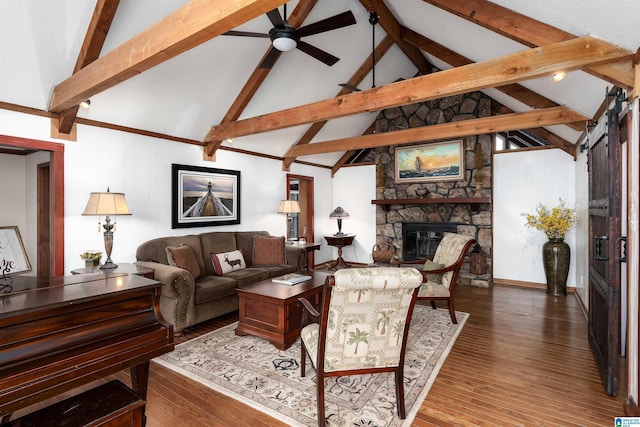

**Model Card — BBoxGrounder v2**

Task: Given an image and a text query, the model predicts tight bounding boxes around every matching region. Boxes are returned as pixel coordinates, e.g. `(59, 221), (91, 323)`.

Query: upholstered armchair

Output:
(297, 267), (422, 427)
(402, 233), (476, 324)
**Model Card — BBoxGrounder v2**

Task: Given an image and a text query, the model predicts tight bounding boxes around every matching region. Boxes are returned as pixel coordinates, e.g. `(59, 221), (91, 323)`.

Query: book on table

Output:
(272, 273), (312, 285)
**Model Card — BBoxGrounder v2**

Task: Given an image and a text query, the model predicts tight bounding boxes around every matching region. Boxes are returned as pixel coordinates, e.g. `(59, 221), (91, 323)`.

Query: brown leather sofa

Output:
(135, 231), (305, 335)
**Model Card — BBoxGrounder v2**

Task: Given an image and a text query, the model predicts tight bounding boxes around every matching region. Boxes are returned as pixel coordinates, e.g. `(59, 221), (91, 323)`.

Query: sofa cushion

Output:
(199, 232), (238, 276)
(423, 260), (445, 283)
(235, 231), (269, 267)
(223, 268), (270, 287)
(137, 235), (203, 268)
(166, 244), (202, 279)
(258, 263), (297, 278)
(211, 250), (246, 275)
(194, 275), (238, 305)
(253, 236), (286, 266)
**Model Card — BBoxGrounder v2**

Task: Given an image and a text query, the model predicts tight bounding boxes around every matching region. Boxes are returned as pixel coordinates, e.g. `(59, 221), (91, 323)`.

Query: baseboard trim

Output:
(493, 278), (575, 294)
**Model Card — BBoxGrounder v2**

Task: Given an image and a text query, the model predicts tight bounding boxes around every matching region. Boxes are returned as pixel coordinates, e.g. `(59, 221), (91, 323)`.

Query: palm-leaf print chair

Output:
(401, 232), (476, 324)
(298, 267), (422, 427)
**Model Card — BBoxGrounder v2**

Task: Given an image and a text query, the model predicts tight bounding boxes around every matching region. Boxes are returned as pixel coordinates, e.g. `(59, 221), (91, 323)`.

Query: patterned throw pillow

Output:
(211, 250), (246, 275)
(252, 236), (286, 266)
(166, 244), (201, 279)
(423, 260), (445, 283)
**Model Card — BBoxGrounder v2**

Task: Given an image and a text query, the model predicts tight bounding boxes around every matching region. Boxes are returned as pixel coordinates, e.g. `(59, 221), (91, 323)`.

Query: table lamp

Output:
(329, 206), (349, 236)
(82, 188), (131, 269)
(278, 200), (301, 240)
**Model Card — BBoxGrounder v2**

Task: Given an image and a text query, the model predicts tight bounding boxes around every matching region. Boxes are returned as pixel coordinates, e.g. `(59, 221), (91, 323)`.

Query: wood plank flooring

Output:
(25, 284), (629, 426)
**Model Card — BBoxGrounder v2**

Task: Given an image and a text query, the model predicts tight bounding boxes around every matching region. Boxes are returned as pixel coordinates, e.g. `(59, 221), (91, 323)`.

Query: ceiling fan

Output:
(222, 5), (356, 69)
(339, 11), (379, 92)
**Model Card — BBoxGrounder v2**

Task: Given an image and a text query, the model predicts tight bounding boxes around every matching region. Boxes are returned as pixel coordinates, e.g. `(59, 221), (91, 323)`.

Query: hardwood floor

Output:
(54, 284), (632, 426)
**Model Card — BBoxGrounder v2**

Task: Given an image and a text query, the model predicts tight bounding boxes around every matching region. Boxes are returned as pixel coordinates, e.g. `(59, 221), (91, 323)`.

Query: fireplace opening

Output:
(402, 222), (458, 261)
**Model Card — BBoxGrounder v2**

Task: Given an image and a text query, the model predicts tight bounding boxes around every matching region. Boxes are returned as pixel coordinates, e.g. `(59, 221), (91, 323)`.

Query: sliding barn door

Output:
(588, 101), (623, 396)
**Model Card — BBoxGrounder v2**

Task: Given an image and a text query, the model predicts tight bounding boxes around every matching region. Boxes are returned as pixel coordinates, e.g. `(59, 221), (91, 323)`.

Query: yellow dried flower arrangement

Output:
(522, 199), (576, 240)
(80, 250), (102, 262)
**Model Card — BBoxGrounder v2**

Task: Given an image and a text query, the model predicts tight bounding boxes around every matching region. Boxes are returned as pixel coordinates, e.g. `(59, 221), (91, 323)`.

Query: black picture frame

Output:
(172, 164), (241, 228)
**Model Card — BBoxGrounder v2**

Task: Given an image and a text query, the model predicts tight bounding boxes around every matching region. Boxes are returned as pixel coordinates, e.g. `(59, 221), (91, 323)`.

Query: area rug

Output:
(154, 306), (468, 427)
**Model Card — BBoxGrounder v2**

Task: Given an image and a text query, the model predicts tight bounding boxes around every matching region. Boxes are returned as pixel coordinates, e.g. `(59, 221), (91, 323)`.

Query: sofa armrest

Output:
(134, 261), (196, 334)
(285, 245), (306, 271)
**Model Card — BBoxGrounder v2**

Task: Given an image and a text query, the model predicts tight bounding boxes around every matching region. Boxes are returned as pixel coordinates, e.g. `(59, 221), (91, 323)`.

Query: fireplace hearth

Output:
(402, 222), (458, 261)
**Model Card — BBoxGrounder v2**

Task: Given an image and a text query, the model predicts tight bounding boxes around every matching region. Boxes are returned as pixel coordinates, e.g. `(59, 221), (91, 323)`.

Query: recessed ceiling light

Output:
(552, 72), (567, 83)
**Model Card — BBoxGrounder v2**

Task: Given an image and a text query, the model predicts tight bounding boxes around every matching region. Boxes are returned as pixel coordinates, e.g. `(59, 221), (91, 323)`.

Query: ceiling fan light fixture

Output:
(270, 31), (297, 51)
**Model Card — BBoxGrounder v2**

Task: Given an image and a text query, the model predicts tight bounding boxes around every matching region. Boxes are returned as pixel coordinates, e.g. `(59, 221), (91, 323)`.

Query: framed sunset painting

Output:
(394, 140), (464, 183)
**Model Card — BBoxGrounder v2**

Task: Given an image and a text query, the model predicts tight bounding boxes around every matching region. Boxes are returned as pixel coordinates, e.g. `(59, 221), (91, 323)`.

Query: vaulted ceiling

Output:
(1, 0), (639, 173)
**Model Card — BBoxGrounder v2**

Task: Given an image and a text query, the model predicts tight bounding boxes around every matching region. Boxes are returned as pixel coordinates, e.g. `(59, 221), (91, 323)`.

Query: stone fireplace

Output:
(374, 90), (493, 288)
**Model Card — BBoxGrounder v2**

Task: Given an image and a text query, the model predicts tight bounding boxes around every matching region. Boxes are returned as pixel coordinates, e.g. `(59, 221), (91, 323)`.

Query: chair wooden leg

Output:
(317, 373), (326, 427)
(447, 298), (457, 324)
(301, 341), (307, 377)
(430, 300), (437, 309)
(395, 366), (406, 419)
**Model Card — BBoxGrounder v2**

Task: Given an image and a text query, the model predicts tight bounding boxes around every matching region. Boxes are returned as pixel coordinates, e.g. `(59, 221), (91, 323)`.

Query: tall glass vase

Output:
(542, 238), (570, 296)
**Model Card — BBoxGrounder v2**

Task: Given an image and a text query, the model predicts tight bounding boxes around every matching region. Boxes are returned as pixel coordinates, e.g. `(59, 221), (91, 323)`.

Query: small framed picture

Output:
(0, 226), (32, 276)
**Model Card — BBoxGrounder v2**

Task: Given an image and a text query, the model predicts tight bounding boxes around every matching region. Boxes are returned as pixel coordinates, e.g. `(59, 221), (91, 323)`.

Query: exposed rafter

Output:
(205, 35), (632, 143)
(57, 0), (120, 134)
(48, 0), (287, 113)
(287, 106), (587, 157)
(421, 0), (634, 88)
(331, 121), (377, 177)
(204, 0), (318, 157)
(280, 35), (394, 170)
(358, 0), (431, 74)
(401, 26), (584, 133)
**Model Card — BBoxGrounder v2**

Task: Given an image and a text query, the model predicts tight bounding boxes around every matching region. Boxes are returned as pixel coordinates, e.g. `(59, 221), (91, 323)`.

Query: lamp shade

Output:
(82, 190), (131, 216)
(277, 200), (301, 214)
(329, 206), (349, 219)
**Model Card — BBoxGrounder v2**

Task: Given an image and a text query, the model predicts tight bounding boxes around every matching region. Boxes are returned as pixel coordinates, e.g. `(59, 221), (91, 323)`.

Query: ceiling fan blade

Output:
(296, 11), (356, 38)
(259, 47), (282, 69)
(222, 30), (270, 38)
(296, 40), (339, 66)
(338, 83), (361, 92)
(266, 8), (286, 28)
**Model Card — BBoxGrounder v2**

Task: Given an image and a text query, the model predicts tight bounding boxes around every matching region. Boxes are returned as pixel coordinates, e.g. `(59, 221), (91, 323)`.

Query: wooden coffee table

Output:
(235, 271), (330, 350)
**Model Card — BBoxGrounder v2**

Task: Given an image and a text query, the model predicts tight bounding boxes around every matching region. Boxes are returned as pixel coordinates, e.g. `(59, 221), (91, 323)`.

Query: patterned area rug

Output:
(154, 306), (468, 427)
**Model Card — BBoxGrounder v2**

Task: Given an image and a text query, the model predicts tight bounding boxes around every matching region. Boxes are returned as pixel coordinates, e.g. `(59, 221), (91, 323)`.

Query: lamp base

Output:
(333, 232), (345, 236)
(100, 258), (118, 270)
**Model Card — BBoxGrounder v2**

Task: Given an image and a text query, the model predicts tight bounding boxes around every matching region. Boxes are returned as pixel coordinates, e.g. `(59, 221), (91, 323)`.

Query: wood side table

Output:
(70, 262), (154, 280)
(235, 271), (330, 350)
(324, 234), (356, 270)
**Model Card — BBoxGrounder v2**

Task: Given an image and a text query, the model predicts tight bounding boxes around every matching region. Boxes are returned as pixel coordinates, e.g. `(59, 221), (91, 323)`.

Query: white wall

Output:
(0, 110), (336, 273)
(0, 154), (26, 235)
(493, 149), (577, 287)
(332, 165), (376, 265)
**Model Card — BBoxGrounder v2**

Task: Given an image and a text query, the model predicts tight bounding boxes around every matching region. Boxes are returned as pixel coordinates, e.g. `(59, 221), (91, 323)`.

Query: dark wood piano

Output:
(0, 272), (174, 424)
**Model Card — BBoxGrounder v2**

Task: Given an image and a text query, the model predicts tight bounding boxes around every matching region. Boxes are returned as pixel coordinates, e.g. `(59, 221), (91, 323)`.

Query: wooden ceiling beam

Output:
(205, 35), (632, 142)
(331, 121), (377, 177)
(205, 0), (318, 157)
(493, 103), (577, 155)
(358, 0), (431, 75)
(421, 0), (634, 89)
(401, 26), (584, 133)
(287, 106), (587, 157)
(48, 0), (287, 113)
(57, 0), (120, 134)
(280, 35), (394, 170)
